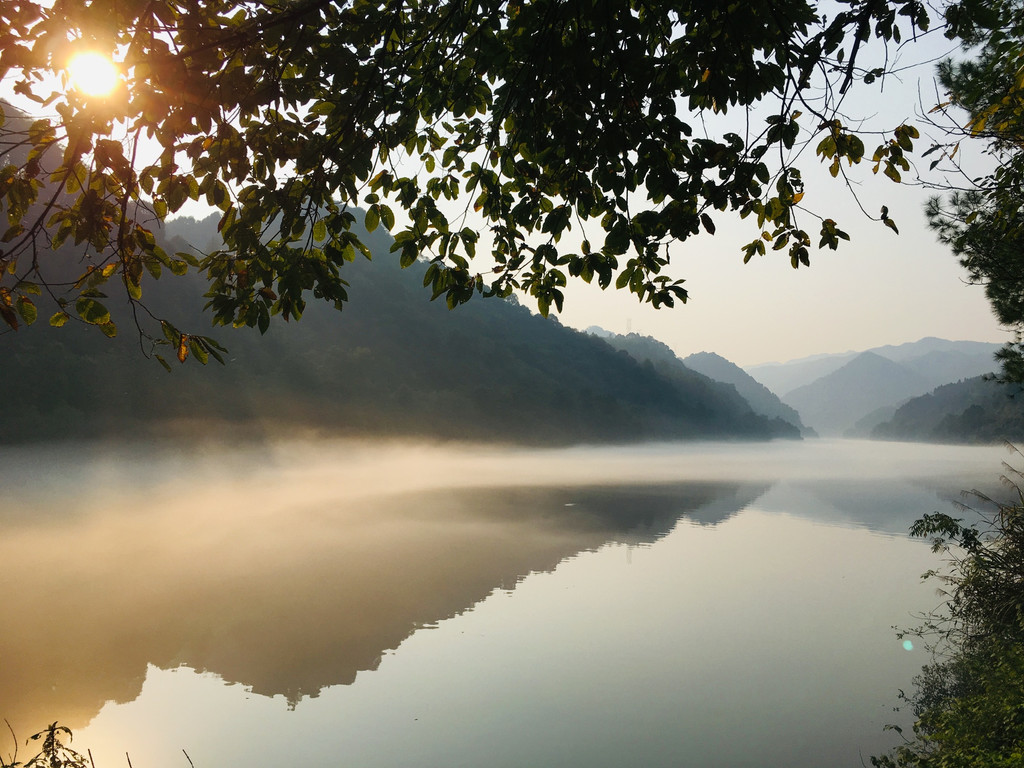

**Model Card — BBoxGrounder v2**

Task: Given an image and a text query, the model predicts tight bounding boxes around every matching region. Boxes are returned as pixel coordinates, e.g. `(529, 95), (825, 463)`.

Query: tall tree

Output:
(1, 0), (932, 364)
(926, 0), (1024, 381)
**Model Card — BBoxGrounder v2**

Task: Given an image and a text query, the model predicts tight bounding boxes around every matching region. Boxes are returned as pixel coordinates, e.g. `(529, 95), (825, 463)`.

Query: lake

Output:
(0, 438), (1015, 768)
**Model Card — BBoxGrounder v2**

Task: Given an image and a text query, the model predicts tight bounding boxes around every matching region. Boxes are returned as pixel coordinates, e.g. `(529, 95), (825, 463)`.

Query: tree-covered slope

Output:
(871, 376), (1024, 444)
(781, 351), (933, 436)
(600, 334), (800, 440)
(2, 217), (796, 445)
(682, 351), (811, 435)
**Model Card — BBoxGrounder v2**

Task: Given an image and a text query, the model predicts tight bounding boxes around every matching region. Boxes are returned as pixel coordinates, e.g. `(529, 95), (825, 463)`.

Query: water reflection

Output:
(0, 438), (1011, 768)
(0, 454), (766, 737)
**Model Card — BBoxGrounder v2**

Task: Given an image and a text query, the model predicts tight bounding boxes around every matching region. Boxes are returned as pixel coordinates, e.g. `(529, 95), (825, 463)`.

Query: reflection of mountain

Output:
(1, 474), (766, 737)
(754, 475), (1014, 535)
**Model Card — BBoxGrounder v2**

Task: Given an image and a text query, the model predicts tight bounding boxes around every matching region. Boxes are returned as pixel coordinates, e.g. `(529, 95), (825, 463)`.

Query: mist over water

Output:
(0, 438), (1014, 768)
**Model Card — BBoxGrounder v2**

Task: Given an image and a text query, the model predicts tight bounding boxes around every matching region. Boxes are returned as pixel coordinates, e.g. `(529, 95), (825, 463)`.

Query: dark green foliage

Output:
(925, 0), (1024, 382)
(872, 376), (1024, 444)
(1, 0), (930, 354)
(871, 475), (1024, 767)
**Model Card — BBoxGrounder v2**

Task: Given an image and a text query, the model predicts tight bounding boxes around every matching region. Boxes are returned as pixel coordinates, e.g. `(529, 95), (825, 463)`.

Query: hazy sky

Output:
(548, 39), (1008, 368)
(554, 173), (1006, 368)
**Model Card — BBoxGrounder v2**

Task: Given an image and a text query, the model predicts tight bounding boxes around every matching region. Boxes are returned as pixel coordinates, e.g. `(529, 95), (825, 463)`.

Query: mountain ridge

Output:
(746, 337), (1001, 396)
(2, 215), (796, 445)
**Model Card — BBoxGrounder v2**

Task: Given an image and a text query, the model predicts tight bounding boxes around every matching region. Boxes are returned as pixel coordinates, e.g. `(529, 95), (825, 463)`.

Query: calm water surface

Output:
(0, 439), (1014, 767)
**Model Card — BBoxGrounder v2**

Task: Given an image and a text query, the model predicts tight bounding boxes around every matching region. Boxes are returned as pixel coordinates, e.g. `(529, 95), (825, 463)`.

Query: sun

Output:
(67, 52), (120, 97)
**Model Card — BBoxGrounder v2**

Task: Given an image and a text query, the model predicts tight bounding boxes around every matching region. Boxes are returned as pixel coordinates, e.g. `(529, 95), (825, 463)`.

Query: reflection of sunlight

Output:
(67, 52), (120, 96)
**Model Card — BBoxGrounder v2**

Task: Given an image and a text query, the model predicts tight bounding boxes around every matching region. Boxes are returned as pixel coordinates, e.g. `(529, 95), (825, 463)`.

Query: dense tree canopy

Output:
(0, 0), (938, 363)
(926, 0), (1024, 381)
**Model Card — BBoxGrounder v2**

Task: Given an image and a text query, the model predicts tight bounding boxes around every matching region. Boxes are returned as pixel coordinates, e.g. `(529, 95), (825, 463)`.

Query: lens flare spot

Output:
(902, 639), (914, 651)
(68, 52), (120, 96)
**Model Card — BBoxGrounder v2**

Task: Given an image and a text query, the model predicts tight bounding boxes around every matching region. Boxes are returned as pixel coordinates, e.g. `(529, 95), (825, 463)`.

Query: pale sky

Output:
(553, 173), (1006, 368)
(548, 34), (1008, 367)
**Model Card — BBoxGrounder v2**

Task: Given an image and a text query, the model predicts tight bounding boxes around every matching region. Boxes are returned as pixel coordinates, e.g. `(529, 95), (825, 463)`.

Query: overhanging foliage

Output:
(1, 0), (935, 362)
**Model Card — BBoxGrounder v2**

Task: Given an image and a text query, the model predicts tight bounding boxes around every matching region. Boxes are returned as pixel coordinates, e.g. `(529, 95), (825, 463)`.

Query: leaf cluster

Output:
(925, 0), (1024, 381)
(0, 0), (931, 359)
(871, 452), (1024, 767)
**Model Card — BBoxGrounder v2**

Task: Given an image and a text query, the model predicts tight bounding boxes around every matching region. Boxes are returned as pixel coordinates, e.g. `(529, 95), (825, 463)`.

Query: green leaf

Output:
(380, 205), (395, 231)
(75, 297), (111, 325)
(15, 296), (37, 325)
(365, 206), (380, 233)
(49, 311), (69, 327)
(160, 321), (180, 344)
(188, 338), (209, 364)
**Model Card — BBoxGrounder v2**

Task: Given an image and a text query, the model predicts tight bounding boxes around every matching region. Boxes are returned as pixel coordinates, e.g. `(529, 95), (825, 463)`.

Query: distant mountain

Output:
(601, 334), (801, 440)
(781, 351), (934, 436)
(746, 338), (1001, 397)
(846, 403), (901, 438)
(745, 352), (859, 396)
(869, 337), (1002, 365)
(681, 352), (812, 435)
(2, 216), (796, 445)
(872, 376), (1024, 444)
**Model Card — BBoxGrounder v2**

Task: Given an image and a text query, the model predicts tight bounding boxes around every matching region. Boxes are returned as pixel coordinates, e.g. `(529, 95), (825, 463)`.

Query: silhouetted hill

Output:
(781, 351), (932, 436)
(600, 334), (800, 440)
(872, 376), (1024, 444)
(681, 351), (812, 435)
(2, 216), (796, 445)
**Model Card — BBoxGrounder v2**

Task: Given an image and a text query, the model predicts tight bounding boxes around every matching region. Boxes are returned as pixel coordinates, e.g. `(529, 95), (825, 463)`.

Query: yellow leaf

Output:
(177, 334), (189, 363)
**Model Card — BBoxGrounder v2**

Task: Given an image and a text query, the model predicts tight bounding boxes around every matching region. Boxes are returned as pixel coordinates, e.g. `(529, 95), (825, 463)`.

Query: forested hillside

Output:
(872, 376), (1024, 444)
(2, 216), (797, 445)
(681, 351), (811, 435)
(781, 352), (932, 436)
(602, 335), (802, 437)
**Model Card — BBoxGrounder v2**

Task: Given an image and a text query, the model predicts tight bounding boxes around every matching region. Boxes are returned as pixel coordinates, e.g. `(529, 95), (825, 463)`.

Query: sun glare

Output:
(67, 52), (120, 97)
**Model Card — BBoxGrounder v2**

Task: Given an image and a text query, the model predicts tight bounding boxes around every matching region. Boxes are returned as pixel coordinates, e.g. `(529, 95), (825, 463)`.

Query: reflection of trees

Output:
(1, 479), (764, 736)
(872, 480), (1024, 767)
(755, 476), (1016, 535)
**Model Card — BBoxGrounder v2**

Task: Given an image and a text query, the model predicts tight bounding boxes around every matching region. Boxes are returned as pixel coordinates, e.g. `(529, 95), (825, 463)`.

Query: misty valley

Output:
(1, 438), (1013, 768)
